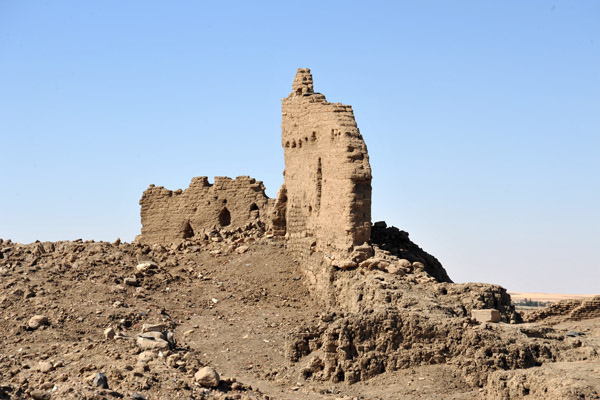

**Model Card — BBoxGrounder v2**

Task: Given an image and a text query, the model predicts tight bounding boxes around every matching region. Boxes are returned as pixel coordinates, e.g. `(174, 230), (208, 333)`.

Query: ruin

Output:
(4, 69), (597, 398)
(281, 68), (372, 269)
(137, 68), (452, 300)
(138, 68), (371, 269)
(137, 176), (274, 244)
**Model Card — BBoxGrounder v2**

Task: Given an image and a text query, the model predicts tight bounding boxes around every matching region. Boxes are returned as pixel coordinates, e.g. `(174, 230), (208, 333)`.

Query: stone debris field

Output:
(1, 69), (599, 399)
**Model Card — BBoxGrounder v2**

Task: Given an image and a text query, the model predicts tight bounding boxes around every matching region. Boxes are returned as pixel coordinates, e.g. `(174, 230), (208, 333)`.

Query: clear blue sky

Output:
(1, 1), (598, 294)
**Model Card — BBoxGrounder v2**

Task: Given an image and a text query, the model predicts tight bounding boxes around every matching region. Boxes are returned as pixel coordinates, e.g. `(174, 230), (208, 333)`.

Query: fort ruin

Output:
(137, 68), (453, 306)
(138, 68), (373, 269)
(138, 176), (275, 244)
(281, 68), (372, 269)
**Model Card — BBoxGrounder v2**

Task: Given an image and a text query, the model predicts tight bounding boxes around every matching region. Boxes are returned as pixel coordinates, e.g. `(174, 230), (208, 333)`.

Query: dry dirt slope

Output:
(1, 233), (599, 400)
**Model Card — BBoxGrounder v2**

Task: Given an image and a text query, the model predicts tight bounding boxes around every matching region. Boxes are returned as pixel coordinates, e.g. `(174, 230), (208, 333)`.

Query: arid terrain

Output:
(2, 69), (599, 399)
(1, 231), (599, 400)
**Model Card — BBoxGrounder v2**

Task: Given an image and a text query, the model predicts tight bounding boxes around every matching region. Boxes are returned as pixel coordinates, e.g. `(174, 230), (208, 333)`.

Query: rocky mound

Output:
(483, 360), (600, 399)
(369, 222), (451, 283)
(1, 229), (599, 399)
(0, 231), (296, 399)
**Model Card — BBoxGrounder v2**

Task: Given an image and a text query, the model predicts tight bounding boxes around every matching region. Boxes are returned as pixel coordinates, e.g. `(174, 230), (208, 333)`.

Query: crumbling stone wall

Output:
(137, 176), (272, 244)
(524, 295), (600, 324)
(135, 69), (449, 291)
(281, 68), (372, 268)
(138, 68), (373, 265)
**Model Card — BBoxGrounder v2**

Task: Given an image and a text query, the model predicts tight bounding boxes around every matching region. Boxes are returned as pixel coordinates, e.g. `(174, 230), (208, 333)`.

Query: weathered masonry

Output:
(137, 176), (274, 244)
(280, 68), (372, 268)
(137, 69), (372, 268)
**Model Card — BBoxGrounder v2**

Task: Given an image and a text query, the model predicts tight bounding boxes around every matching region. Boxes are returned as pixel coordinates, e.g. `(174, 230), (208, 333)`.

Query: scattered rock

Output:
(136, 262), (157, 272)
(166, 353), (180, 368)
(137, 333), (170, 350)
(141, 323), (166, 333)
(113, 285), (126, 293)
(37, 361), (53, 373)
(337, 260), (357, 270)
(385, 263), (406, 275)
(373, 221), (387, 229)
(104, 327), (116, 340)
(236, 246), (249, 254)
(138, 351), (156, 363)
(566, 331), (584, 337)
(412, 261), (425, 271)
(165, 331), (176, 347)
(194, 366), (220, 388)
(93, 372), (109, 389)
(29, 390), (51, 400)
(28, 315), (48, 330)
(124, 277), (139, 286)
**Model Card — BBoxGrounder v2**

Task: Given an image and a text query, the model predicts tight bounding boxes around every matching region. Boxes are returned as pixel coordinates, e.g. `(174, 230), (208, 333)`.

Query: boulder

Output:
(37, 361), (53, 373)
(235, 245), (249, 254)
(141, 323), (166, 333)
(28, 315), (48, 330)
(104, 327), (116, 340)
(137, 333), (170, 350)
(194, 366), (220, 387)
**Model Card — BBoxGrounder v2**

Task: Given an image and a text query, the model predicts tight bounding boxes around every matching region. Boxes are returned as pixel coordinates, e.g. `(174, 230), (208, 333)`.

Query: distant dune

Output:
(510, 292), (598, 303)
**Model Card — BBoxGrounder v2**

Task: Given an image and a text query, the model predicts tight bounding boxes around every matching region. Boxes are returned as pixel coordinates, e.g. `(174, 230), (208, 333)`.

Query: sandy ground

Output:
(1, 237), (599, 399)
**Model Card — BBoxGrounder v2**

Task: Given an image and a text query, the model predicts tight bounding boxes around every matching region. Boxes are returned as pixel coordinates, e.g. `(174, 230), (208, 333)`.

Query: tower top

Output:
(291, 68), (314, 96)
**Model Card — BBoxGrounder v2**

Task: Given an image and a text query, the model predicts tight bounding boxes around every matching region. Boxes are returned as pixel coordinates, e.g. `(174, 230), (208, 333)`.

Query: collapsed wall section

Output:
(137, 176), (273, 244)
(524, 295), (600, 324)
(281, 68), (372, 268)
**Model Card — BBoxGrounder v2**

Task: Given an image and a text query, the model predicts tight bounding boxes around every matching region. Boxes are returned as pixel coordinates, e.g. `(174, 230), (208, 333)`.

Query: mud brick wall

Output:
(281, 68), (372, 267)
(137, 176), (272, 243)
(137, 68), (373, 270)
(524, 295), (600, 323)
(570, 296), (600, 320)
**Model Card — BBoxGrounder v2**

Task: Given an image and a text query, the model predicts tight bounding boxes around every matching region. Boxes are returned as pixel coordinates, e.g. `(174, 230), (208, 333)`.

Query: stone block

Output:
(471, 309), (501, 323)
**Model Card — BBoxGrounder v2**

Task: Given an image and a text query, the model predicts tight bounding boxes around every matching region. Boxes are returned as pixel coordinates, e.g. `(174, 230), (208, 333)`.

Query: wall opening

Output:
(249, 203), (260, 218)
(218, 208), (231, 226)
(181, 221), (194, 239)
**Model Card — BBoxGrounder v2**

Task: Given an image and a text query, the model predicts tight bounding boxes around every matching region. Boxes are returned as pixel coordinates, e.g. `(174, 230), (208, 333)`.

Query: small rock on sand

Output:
(236, 246), (249, 254)
(194, 366), (220, 387)
(37, 361), (53, 373)
(28, 315), (48, 330)
(104, 327), (116, 340)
